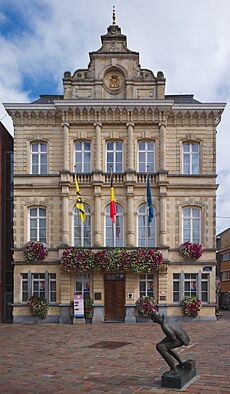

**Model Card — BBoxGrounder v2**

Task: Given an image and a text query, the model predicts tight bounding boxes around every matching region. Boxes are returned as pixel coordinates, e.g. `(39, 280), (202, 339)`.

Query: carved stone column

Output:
(62, 122), (69, 171)
(94, 186), (102, 246)
(127, 122), (134, 171)
(159, 122), (166, 170)
(127, 189), (135, 246)
(62, 195), (70, 245)
(94, 122), (102, 172)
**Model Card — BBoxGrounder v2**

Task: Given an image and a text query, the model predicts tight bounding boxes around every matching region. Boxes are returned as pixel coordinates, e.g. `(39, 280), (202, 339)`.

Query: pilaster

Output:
(127, 122), (134, 171)
(159, 122), (166, 170)
(127, 186), (135, 247)
(62, 122), (69, 171)
(94, 185), (103, 246)
(94, 122), (102, 172)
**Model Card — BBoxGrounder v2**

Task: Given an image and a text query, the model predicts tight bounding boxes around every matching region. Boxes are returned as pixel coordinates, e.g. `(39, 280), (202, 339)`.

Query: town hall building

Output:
(4, 12), (225, 323)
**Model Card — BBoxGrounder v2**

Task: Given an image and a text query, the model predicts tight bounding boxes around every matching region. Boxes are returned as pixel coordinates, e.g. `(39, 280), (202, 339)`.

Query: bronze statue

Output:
(151, 310), (190, 374)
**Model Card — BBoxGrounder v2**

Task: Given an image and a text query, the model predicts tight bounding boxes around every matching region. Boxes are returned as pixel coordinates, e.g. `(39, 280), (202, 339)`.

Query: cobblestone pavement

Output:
(0, 317), (230, 394)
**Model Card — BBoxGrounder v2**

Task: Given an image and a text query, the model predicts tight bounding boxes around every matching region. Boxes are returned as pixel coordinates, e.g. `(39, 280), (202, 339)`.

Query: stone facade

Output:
(4, 16), (225, 323)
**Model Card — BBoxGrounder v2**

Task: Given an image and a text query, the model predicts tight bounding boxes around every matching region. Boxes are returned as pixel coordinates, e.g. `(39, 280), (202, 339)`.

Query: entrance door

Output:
(104, 273), (125, 321)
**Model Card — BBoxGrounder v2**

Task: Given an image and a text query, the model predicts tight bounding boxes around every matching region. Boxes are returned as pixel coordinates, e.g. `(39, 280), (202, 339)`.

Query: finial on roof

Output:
(112, 6), (116, 25)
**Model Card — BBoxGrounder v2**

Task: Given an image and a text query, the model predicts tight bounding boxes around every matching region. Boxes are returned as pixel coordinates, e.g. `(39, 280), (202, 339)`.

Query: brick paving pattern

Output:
(0, 314), (230, 393)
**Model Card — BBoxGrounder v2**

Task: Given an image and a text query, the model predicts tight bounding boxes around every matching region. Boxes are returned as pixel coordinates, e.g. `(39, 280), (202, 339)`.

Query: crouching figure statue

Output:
(150, 309), (190, 372)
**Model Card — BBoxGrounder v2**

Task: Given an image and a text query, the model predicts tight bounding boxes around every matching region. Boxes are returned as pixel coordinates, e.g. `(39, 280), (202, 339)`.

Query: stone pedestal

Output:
(161, 360), (197, 389)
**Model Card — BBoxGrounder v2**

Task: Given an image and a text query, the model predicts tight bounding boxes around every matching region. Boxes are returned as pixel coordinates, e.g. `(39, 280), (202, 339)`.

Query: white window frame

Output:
(182, 207), (201, 243)
(74, 141), (91, 173)
(106, 141), (123, 173)
(139, 274), (154, 298)
(221, 271), (230, 281)
(49, 273), (57, 303)
(75, 273), (90, 296)
(137, 140), (155, 173)
(182, 142), (200, 175)
(29, 207), (47, 243)
(172, 272), (210, 304)
(73, 204), (92, 247)
(21, 273), (29, 303)
(105, 204), (124, 247)
(31, 142), (48, 174)
(32, 273), (46, 298)
(137, 203), (156, 247)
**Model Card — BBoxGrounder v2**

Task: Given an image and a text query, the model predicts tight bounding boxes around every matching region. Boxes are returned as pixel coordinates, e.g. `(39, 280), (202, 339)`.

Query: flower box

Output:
(179, 242), (204, 260)
(23, 241), (48, 263)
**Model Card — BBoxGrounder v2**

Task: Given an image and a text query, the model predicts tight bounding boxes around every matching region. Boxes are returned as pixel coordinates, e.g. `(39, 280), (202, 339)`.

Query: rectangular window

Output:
(183, 143), (199, 175)
(173, 274), (180, 302)
(184, 273), (197, 297)
(22, 273), (28, 302)
(183, 207), (201, 243)
(49, 273), (57, 303)
(29, 207), (47, 243)
(106, 141), (123, 173)
(221, 271), (230, 281)
(32, 273), (45, 298)
(31, 143), (48, 174)
(139, 274), (154, 298)
(75, 141), (91, 173)
(222, 252), (230, 261)
(138, 141), (155, 172)
(201, 274), (209, 303)
(75, 274), (90, 296)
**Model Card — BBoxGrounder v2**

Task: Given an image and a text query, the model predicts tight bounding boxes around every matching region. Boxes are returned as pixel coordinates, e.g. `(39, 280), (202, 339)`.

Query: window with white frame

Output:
(183, 142), (200, 175)
(49, 274), (57, 303)
(106, 141), (123, 173)
(29, 207), (47, 243)
(75, 273), (90, 296)
(73, 204), (91, 247)
(22, 273), (28, 302)
(184, 273), (197, 297)
(105, 204), (124, 247)
(74, 141), (91, 173)
(139, 274), (154, 298)
(32, 273), (45, 298)
(31, 142), (48, 174)
(21, 273), (56, 303)
(172, 273), (209, 303)
(138, 141), (155, 172)
(182, 207), (201, 243)
(137, 204), (156, 247)
(173, 274), (180, 302)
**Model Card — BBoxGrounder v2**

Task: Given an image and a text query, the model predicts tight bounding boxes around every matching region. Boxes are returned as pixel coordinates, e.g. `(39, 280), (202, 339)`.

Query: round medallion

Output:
(103, 69), (125, 95)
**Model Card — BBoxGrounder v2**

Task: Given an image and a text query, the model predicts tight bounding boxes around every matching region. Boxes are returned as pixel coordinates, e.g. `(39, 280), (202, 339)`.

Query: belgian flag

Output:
(110, 174), (116, 223)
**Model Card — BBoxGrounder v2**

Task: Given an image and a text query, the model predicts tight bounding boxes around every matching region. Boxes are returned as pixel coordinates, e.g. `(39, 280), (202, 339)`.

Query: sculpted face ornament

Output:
(109, 74), (120, 89)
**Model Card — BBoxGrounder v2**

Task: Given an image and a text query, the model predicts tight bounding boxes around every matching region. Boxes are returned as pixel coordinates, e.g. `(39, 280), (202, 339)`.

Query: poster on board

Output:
(74, 293), (84, 319)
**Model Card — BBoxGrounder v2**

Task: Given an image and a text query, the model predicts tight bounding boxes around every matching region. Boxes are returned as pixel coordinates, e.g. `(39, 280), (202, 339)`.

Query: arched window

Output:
(137, 204), (156, 247)
(105, 204), (124, 247)
(29, 207), (47, 243)
(182, 207), (201, 243)
(138, 141), (155, 172)
(73, 204), (91, 247)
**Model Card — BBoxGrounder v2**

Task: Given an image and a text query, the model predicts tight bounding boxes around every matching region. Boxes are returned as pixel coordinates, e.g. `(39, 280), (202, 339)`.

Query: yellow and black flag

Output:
(74, 174), (86, 224)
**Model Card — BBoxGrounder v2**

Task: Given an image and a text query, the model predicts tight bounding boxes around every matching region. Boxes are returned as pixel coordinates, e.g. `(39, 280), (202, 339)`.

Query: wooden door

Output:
(104, 274), (125, 321)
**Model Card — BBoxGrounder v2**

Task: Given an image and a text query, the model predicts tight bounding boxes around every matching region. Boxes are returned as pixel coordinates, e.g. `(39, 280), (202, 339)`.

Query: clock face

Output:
(103, 69), (125, 95)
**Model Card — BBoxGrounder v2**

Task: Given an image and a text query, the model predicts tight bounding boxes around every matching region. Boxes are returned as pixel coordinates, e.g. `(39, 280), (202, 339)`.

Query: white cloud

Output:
(0, 0), (230, 232)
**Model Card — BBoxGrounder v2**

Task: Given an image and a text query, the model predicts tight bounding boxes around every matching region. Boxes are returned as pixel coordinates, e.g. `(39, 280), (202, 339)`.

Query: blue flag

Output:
(147, 174), (154, 224)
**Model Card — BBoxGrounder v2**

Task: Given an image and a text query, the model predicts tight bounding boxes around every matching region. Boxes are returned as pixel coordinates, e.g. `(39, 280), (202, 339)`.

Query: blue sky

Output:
(0, 0), (230, 234)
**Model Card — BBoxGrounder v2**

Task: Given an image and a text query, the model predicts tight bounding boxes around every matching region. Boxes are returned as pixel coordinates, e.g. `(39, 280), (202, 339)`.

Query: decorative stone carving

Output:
(103, 69), (125, 95)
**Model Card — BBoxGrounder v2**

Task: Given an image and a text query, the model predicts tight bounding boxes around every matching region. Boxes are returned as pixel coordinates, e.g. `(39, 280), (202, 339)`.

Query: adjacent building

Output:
(4, 15), (225, 323)
(216, 228), (230, 309)
(0, 122), (13, 322)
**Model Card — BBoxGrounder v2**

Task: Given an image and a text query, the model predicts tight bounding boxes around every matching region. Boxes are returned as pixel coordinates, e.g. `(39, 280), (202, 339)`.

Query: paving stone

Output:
(0, 317), (230, 393)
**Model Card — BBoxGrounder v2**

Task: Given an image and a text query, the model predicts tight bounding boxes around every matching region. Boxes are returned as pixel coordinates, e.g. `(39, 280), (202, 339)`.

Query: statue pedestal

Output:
(161, 360), (197, 389)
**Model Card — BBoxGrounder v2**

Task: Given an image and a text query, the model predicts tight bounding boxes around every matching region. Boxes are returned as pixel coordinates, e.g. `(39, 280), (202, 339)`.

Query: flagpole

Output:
(110, 165), (115, 246)
(146, 166), (149, 247)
